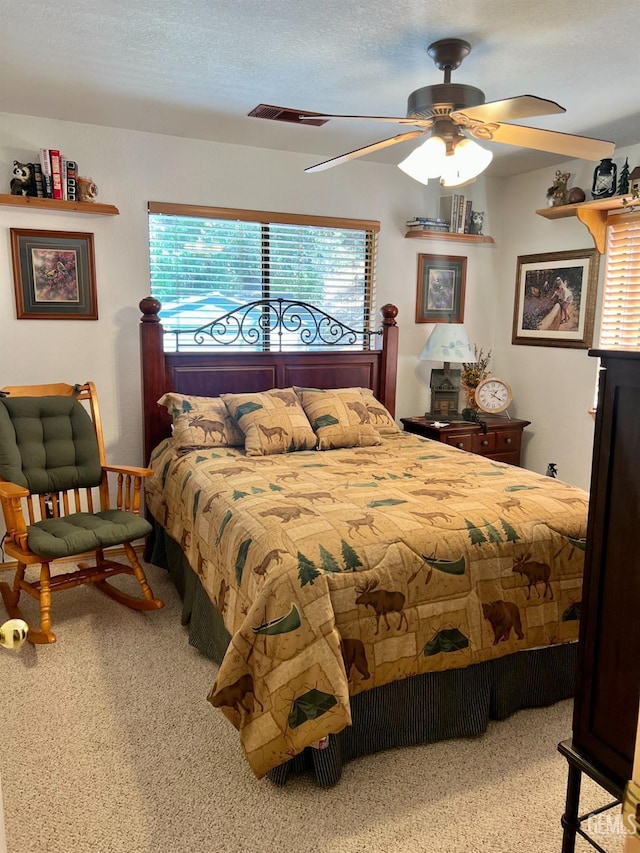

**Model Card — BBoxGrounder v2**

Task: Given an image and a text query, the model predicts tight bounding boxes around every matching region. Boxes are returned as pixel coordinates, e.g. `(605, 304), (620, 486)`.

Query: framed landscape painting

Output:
(416, 253), (467, 323)
(512, 248), (599, 348)
(10, 228), (98, 320)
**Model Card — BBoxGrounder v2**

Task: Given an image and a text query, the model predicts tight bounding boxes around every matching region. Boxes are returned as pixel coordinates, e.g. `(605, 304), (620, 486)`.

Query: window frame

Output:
(148, 202), (379, 352)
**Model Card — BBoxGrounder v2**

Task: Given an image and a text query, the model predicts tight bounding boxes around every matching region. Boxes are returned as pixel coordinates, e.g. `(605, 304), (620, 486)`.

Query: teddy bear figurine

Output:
(10, 160), (36, 196)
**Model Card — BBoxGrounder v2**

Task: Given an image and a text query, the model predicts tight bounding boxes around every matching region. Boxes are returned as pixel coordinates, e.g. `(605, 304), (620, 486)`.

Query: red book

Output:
(49, 149), (63, 199)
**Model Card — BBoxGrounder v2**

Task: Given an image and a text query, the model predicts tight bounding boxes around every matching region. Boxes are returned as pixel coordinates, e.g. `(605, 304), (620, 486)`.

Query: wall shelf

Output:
(536, 195), (640, 253)
(404, 230), (495, 245)
(0, 194), (119, 216)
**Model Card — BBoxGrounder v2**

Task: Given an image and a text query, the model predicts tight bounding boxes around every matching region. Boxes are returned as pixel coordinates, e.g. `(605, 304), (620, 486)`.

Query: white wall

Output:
(2, 111), (635, 491)
(0, 112), (502, 464)
(495, 143), (640, 489)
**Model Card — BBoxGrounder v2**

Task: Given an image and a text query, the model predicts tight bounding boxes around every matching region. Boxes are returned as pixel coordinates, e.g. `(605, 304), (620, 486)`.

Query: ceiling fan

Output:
(294, 38), (615, 182)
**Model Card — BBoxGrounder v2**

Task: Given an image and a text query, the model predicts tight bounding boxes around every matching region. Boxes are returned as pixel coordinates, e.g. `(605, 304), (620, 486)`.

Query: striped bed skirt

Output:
(151, 523), (576, 787)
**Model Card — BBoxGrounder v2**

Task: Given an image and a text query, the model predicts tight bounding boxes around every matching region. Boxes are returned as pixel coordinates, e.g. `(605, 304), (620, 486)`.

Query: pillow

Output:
(157, 392), (244, 448)
(294, 387), (383, 450)
(220, 388), (317, 456)
(355, 388), (400, 436)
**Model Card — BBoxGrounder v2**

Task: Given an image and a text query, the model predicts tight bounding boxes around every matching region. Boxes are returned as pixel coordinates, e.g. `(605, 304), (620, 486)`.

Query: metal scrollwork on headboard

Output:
(164, 298), (381, 351)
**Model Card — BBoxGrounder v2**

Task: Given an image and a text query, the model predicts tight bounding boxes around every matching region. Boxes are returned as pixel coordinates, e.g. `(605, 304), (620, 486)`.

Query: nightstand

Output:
(400, 416), (531, 466)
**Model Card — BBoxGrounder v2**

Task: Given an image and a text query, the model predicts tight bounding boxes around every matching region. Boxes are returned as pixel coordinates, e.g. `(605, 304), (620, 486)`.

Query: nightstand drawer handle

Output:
(481, 439), (489, 446)
(456, 442), (465, 449)
(505, 437), (512, 444)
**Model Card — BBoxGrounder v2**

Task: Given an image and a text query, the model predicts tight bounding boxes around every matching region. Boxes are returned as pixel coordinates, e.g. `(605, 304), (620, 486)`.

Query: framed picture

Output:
(512, 248), (599, 348)
(416, 253), (467, 323)
(10, 229), (98, 320)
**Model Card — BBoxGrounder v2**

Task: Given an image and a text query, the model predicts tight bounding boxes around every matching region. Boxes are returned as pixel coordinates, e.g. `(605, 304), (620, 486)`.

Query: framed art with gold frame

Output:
(512, 248), (599, 348)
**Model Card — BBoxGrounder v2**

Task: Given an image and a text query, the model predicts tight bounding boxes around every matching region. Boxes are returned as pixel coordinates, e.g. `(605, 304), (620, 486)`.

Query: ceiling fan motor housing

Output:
(407, 83), (485, 120)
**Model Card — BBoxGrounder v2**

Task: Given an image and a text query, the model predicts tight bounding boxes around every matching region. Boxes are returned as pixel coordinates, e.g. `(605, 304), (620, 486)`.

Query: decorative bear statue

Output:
(10, 160), (36, 196)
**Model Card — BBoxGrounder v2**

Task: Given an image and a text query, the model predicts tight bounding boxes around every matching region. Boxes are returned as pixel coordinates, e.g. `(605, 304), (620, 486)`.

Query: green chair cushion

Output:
(27, 510), (153, 559)
(0, 395), (101, 494)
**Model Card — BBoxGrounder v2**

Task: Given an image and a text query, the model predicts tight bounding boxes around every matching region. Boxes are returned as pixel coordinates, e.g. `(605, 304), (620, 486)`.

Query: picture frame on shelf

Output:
(10, 228), (98, 320)
(415, 253), (467, 323)
(512, 248), (599, 348)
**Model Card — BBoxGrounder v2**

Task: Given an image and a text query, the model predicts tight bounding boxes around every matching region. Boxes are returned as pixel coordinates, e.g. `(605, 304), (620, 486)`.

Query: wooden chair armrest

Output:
(0, 481), (29, 551)
(0, 481), (29, 499)
(101, 465), (152, 514)
(102, 464), (153, 478)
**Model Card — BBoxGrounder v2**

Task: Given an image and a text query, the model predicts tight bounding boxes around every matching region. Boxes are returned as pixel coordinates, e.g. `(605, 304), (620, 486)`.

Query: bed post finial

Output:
(140, 297), (162, 323)
(378, 304), (399, 417)
(380, 304), (398, 326)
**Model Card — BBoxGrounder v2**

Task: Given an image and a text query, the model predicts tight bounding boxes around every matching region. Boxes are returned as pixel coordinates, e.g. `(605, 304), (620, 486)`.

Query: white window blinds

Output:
(148, 203), (378, 350)
(600, 213), (640, 349)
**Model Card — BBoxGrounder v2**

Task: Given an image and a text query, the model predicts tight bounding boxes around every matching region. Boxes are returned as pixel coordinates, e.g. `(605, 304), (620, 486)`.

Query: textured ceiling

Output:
(3, 0), (640, 178)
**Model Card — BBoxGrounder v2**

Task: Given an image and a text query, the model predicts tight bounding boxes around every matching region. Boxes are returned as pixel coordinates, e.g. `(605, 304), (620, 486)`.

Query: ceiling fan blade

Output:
(305, 130), (426, 173)
(476, 122), (615, 160)
(300, 113), (431, 127)
(452, 95), (565, 124)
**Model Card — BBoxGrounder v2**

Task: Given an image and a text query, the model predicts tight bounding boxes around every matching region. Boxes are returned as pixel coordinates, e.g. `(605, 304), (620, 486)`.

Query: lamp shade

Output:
(440, 138), (493, 187)
(398, 134), (493, 188)
(419, 324), (475, 363)
(397, 135), (447, 184)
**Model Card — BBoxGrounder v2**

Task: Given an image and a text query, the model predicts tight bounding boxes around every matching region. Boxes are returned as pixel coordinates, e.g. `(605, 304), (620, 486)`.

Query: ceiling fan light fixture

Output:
(439, 137), (493, 187)
(398, 132), (492, 187)
(397, 135), (447, 184)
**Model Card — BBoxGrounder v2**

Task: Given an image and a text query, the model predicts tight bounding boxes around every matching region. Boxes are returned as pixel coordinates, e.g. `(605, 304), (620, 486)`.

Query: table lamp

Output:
(419, 323), (475, 419)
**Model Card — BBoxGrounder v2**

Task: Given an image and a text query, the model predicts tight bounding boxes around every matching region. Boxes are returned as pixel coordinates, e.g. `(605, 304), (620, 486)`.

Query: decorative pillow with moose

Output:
(221, 388), (317, 456)
(157, 393), (244, 448)
(294, 387), (383, 450)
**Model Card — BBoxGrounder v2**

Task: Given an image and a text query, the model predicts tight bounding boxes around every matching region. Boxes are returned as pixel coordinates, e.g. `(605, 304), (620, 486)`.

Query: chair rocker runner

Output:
(0, 382), (163, 644)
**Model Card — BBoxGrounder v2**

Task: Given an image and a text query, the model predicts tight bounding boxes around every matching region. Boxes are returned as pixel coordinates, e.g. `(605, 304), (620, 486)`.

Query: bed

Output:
(139, 296), (587, 785)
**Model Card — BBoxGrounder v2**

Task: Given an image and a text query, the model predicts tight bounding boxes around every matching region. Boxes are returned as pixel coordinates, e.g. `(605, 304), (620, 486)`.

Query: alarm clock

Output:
(474, 377), (513, 414)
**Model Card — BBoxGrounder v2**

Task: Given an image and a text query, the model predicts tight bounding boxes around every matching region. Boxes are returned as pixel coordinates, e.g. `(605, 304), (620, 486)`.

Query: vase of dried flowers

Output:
(460, 346), (491, 410)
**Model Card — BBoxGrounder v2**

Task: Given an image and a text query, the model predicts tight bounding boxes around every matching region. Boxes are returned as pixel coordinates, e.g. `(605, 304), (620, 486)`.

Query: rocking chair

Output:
(0, 382), (163, 643)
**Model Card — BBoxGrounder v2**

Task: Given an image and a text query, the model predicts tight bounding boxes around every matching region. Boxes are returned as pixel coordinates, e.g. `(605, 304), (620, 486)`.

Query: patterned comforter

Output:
(145, 433), (587, 777)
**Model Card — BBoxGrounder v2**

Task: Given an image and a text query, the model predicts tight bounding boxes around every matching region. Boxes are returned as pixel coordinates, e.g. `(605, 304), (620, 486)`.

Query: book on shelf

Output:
(406, 217), (450, 227)
(439, 194), (476, 233)
(32, 163), (44, 198)
(439, 194), (466, 232)
(33, 150), (79, 201)
(61, 156), (68, 200)
(39, 148), (53, 198)
(463, 199), (473, 234)
(456, 194), (465, 233)
(49, 149), (63, 199)
(65, 159), (78, 201)
(406, 223), (451, 233)
(406, 216), (449, 225)
(437, 195), (454, 230)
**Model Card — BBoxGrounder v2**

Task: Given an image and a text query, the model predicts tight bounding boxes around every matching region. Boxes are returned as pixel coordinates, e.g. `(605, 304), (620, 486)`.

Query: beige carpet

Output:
(0, 563), (615, 853)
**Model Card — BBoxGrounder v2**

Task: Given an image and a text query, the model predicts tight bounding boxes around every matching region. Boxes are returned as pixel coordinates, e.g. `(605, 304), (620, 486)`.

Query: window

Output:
(599, 212), (640, 349)
(148, 203), (378, 351)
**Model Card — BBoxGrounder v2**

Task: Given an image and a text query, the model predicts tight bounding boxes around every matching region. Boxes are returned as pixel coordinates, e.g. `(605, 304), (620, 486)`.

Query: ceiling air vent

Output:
(248, 104), (328, 127)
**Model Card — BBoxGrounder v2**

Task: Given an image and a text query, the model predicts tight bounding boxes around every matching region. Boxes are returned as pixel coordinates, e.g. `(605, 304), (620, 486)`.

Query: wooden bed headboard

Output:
(139, 297), (399, 462)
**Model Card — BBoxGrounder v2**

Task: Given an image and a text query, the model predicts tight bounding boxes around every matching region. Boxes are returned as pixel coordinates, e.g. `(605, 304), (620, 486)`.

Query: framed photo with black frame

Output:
(416, 253), (467, 323)
(10, 228), (98, 320)
(512, 248), (599, 348)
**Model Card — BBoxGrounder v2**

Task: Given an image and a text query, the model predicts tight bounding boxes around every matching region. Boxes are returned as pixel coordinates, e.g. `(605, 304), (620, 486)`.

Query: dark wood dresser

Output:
(560, 349), (640, 850)
(400, 416), (530, 466)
